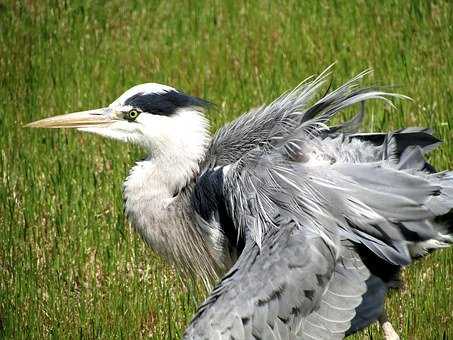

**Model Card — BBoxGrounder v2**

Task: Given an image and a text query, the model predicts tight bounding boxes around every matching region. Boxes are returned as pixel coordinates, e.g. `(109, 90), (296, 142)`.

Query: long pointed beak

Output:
(25, 108), (115, 129)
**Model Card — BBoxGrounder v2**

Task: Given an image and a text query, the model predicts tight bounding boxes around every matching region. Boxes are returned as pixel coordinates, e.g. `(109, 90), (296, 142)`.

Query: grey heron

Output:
(27, 68), (453, 339)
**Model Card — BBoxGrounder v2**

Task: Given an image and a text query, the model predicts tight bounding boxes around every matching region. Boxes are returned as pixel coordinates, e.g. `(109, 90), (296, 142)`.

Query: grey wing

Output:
(186, 144), (384, 339)
(188, 144), (452, 339)
(190, 69), (453, 338)
(223, 141), (452, 267)
(184, 226), (371, 340)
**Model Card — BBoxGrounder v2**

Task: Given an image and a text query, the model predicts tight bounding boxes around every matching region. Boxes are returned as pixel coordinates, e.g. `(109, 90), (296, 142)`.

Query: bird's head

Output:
(27, 84), (211, 155)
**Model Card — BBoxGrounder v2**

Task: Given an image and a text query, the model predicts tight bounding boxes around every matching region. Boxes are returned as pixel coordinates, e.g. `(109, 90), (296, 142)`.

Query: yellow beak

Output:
(25, 108), (115, 129)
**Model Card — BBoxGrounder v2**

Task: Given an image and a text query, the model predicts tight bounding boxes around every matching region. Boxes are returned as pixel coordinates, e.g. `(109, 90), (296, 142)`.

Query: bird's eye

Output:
(127, 109), (140, 121)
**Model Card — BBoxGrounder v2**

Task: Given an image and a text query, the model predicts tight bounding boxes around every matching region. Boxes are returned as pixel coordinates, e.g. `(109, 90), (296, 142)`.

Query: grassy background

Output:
(1, 0), (452, 338)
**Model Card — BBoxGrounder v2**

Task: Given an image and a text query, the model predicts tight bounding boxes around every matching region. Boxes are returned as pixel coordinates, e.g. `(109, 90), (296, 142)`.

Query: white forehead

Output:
(110, 83), (177, 107)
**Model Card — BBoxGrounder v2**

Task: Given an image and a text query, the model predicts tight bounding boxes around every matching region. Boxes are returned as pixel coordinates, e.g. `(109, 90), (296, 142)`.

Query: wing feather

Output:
(187, 68), (453, 338)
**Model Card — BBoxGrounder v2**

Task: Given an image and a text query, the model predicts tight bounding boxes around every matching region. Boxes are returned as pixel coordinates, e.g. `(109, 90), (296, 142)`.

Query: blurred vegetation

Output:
(0, 0), (451, 338)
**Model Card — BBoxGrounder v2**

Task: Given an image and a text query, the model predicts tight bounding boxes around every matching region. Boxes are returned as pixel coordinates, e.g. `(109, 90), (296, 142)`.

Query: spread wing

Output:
(184, 226), (370, 340)
(187, 70), (453, 338)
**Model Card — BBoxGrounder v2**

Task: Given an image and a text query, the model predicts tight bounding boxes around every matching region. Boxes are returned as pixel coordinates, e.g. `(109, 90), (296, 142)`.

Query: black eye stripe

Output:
(124, 90), (210, 116)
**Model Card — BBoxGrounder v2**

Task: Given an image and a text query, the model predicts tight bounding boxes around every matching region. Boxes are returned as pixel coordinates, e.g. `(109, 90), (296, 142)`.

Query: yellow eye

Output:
(127, 109), (140, 121)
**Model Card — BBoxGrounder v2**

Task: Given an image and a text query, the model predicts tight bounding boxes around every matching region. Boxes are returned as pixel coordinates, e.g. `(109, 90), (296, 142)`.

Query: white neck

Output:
(122, 109), (220, 282)
(126, 109), (210, 196)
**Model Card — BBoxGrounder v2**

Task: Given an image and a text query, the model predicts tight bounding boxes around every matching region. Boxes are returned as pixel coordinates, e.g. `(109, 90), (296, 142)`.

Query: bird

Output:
(27, 67), (453, 340)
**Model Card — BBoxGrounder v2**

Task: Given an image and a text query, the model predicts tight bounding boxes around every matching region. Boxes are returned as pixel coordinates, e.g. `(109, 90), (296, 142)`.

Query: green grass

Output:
(1, 0), (452, 338)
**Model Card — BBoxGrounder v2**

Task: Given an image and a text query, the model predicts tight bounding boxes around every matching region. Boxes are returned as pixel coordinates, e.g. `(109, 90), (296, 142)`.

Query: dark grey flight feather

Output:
(184, 69), (453, 339)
